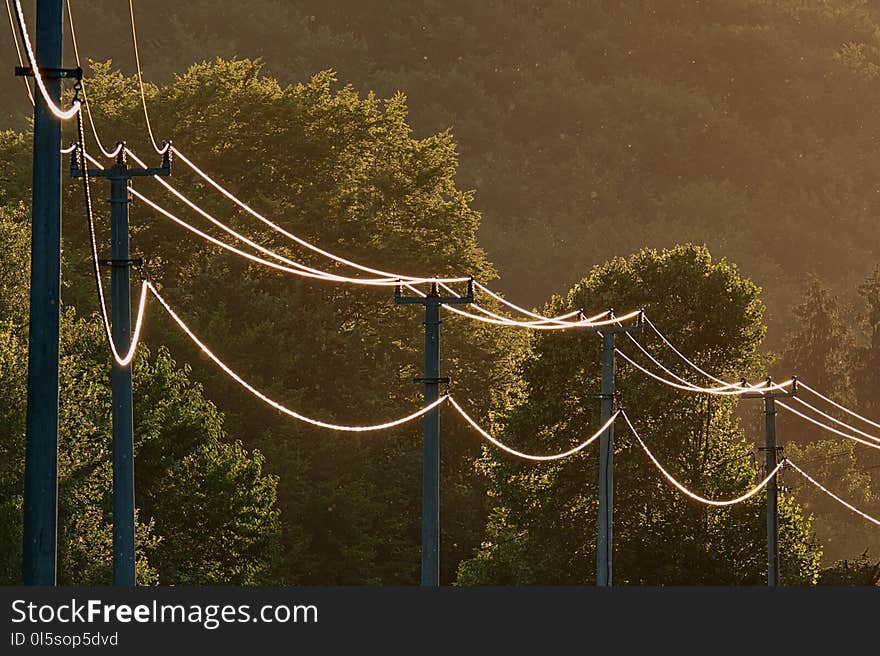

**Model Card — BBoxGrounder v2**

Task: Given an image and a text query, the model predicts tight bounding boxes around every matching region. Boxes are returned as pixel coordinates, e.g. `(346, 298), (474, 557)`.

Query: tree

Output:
(459, 244), (820, 585)
(818, 550), (880, 586)
(0, 205), (281, 584)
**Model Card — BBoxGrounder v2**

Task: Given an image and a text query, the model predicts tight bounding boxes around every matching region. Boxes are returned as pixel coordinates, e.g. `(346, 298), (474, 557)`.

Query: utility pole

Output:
(72, 144), (171, 585)
(586, 312), (643, 587)
(394, 280), (473, 586)
(17, 0), (76, 586)
(742, 376), (797, 587)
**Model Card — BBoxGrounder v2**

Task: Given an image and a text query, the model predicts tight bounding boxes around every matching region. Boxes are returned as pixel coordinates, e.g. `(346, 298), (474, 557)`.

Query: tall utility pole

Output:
(742, 376), (797, 586)
(19, 0), (69, 586)
(72, 145), (171, 585)
(588, 313), (642, 587)
(394, 280), (473, 586)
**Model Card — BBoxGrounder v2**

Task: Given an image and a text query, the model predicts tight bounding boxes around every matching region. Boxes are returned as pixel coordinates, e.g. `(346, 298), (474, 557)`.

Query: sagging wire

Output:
(124, 148), (447, 287)
(620, 410), (783, 506)
(148, 281), (448, 431)
(65, 0), (123, 159)
(787, 395), (880, 444)
(450, 397), (618, 461)
(128, 0), (168, 155)
(75, 115), (148, 367)
(4, 0), (32, 104)
(786, 460), (880, 526)
(12, 0), (80, 120)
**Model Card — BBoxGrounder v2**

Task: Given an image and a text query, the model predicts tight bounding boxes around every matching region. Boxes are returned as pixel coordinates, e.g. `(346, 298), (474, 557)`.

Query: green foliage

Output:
(459, 245), (821, 584)
(0, 207), (280, 584)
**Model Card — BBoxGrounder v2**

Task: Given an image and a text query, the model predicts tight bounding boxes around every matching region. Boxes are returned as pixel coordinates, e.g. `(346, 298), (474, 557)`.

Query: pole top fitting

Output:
(428, 281), (439, 297)
(161, 141), (173, 170)
(115, 142), (127, 166)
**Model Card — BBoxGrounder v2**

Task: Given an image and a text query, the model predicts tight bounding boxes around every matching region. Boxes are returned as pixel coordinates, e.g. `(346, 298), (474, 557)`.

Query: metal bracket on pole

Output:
(15, 65), (82, 79)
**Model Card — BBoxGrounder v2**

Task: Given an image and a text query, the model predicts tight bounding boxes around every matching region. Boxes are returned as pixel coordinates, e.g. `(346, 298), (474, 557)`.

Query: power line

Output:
(75, 120), (149, 367)
(12, 0), (80, 120)
(148, 281), (448, 431)
(788, 395), (880, 444)
(127, 0), (167, 155)
(620, 410), (784, 507)
(799, 381), (880, 431)
(4, 0), (33, 103)
(450, 397), (619, 461)
(776, 401), (880, 452)
(65, 0), (122, 159)
(786, 460), (880, 526)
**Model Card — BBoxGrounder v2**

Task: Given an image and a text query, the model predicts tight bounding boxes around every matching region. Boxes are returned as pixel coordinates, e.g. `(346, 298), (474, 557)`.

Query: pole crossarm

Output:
(394, 278), (474, 305)
(15, 64), (81, 79)
(70, 142), (171, 178)
(740, 376), (799, 399)
(580, 309), (644, 335)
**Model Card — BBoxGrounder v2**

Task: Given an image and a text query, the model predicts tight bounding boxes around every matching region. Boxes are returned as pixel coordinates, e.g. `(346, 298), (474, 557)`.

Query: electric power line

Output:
(620, 410), (784, 507)
(12, 0), (80, 120)
(4, 0), (32, 103)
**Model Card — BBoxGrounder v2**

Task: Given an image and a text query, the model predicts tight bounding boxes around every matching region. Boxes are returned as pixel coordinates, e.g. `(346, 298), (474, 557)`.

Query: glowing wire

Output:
(128, 0), (168, 154)
(5, 0), (33, 104)
(450, 397), (617, 461)
(123, 183), (410, 286)
(65, 0), (123, 159)
(148, 282), (447, 431)
(789, 395), (880, 444)
(61, 143), (77, 154)
(170, 146), (468, 283)
(12, 0), (80, 120)
(124, 149), (444, 286)
(799, 381), (880, 431)
(76, 122), (148, 366)
(776, 401), (880, 452)
(619, 331), (790, 395)
(615, 347), (789, 396)
(471, 280), (597, 324)
(437, 280), (605, 328)
(620, 411), (783, 506)
(786, 460), (880, 526)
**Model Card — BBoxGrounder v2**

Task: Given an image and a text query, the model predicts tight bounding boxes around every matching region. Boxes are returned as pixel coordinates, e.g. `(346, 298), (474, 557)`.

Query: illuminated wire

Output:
(615, 347), (790, 396)
(471, 280), (597, 324)
(449, 397), (617, 461)
(124, 149), (444, 286)
(148, 282), (447, 431)
(406, 283), (638, 329)
(61, 143), (77, 154)
(12, 0), (80, 120)
(65, 0), (123, 159)
(619, 331), (791, 395)
(76, 120), (148, 366)
(776, 401), (880, 452)
(437, 281), (607, 328)
(126, 184), (434, 286)
(170, 146), (468, 284)
(788, 395), (880, 444)
(128, 0), (168, 155)
(786, 460), (880, 526)
(799, 381), (880, 431)
(620, 410), (783, 506)
(643, 315), (730, 385)
(5, 0), (33, 104)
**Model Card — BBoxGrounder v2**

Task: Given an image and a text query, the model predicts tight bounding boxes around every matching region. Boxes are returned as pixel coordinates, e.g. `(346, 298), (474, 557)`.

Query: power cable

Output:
(4, 0), (32, 103)
(12, 0), (80, 120)
(620, 410), (783, 506)
(450, 397), (618, 461)
(76, 120), (148, 366)
(148, 281), (448, 431)
(127, 0), (168, 154)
